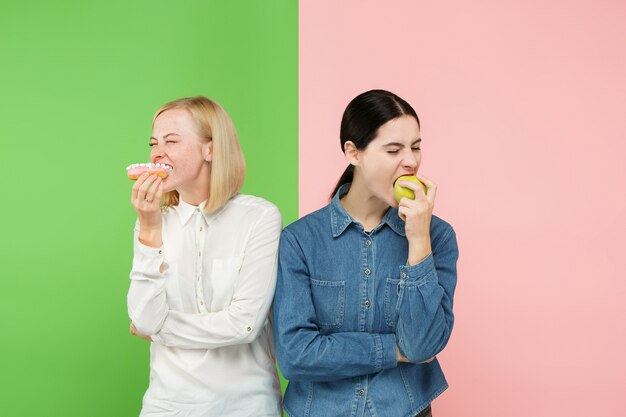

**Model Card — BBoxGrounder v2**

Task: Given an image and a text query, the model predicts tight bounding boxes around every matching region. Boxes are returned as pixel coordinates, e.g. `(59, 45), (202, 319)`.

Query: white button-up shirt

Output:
(128, 194), (282, 417)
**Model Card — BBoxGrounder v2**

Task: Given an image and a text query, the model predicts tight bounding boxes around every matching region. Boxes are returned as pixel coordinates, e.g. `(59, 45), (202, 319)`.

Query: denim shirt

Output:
(273, 184), (459, 417)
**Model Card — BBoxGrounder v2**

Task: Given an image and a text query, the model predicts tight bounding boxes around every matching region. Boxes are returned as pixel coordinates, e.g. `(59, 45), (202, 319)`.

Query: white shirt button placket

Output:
(195, 210), (208, 313)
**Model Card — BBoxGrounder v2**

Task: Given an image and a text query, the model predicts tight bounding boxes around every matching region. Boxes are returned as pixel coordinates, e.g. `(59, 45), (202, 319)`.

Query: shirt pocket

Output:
(384, 277), (402, 327)
(210, 255), (244, 310)
(310, 278), (345, 330)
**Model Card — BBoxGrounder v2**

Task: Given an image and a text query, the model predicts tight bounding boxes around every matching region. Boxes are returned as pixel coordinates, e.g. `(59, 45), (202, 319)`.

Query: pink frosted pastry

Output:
(126, 163), (172, 180)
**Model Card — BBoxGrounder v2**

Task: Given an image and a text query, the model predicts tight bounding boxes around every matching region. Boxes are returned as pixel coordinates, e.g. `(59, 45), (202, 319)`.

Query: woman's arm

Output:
(149, 205), (283, 349)
(127, 222), (169, 336)
(394, 227), (459, 363)
(127, 173), (168, 336)
(272, 230), (398, 382)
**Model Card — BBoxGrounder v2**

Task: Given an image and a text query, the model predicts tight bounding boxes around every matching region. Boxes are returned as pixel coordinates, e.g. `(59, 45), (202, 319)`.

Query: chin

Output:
(161, 176), (178, 193)
(163, 181), (176, 193)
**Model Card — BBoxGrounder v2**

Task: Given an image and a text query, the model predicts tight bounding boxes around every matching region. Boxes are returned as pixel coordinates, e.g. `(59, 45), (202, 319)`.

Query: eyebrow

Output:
(150, 133), (181, 141)
(382, 138), (422, 147)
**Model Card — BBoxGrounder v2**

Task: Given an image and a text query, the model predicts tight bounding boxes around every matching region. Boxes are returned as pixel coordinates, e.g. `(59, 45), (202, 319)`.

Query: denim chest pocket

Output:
(310, 278), (345, 330)
(384, 277), (402, 327)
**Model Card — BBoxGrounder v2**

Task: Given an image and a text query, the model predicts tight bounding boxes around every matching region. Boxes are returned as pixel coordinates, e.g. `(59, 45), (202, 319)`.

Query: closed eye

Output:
(149, 141), (177, 146)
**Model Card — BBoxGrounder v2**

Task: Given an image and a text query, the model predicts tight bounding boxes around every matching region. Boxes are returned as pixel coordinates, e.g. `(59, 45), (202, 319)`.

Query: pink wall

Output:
(299, 1), (626, 415)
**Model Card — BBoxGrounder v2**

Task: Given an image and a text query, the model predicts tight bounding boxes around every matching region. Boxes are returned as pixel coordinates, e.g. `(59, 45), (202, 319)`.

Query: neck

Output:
(340, 180), (389, 232)
(178, 164), (211, 206)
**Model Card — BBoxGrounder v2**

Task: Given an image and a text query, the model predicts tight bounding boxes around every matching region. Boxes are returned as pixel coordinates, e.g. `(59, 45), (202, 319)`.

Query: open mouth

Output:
(151, 163), (173, 172)
(393, 173), (415, 185)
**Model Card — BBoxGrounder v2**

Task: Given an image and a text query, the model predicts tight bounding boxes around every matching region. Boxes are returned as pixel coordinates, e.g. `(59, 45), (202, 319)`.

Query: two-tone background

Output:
(1, 1), (625, 416)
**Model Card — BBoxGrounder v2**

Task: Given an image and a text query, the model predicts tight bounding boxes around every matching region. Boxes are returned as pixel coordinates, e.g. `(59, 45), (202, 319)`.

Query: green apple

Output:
(393, 175), (427, 203)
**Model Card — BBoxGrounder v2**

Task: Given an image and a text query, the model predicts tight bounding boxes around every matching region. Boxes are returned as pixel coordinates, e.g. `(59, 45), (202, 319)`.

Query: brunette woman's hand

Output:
(131, 173), (164, 247)
(397, 346), (411, 363)
(130, 323), (152, 342)
(397, 346), (435, 364)
(397, 173), (437, 265)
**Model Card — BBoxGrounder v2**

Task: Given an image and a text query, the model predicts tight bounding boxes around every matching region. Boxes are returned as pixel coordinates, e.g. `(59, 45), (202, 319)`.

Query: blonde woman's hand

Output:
(131, 173), (164, 247)
(130, 323), (151, 341)
(397, 173), (437, 265)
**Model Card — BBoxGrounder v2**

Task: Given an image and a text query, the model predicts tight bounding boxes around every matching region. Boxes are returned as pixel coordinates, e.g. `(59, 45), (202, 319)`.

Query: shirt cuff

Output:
(131, 238), (166, 278)
(151, 331), (164, 345)
(372, 333), (398, 372)
(399, 253), (436, 284)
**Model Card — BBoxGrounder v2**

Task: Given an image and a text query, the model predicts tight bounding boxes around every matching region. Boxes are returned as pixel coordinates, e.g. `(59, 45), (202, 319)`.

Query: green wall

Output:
(0, 1), (297, 415)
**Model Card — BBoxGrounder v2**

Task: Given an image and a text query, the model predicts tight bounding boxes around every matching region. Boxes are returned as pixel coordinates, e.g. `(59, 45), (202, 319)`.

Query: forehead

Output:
(372, 115), (420, 144)
(152, 108), (197, 135)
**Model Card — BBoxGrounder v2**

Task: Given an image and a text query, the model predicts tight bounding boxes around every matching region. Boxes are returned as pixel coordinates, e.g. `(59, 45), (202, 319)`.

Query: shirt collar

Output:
(330, 183), (406, 237)
(174, 197), (212, 226)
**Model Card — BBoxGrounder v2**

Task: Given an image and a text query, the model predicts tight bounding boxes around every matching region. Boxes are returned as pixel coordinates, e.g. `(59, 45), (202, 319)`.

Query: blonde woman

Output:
(127, 96), (282, 417)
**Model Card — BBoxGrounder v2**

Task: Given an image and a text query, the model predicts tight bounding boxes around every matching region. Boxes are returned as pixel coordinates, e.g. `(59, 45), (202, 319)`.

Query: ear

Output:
(202, 140), (213, 162)
(343, 141), (361, 166)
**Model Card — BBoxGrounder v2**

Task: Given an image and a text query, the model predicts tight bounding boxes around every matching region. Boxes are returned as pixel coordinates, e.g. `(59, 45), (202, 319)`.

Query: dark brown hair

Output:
(331, 89), (420, 198)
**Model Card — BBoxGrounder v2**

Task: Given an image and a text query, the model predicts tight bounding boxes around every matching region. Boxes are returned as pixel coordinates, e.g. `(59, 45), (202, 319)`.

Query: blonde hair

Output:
(154, 96), (245, 213)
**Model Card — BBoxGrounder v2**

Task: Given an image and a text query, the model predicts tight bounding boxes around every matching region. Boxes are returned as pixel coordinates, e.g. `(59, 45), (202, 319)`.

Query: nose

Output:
(150, 145), (165, 163)
(401, 149), (418, 170)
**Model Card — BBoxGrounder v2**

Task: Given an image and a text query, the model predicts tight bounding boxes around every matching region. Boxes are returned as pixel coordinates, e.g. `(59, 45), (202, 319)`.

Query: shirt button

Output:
(364, 300), (370, 310)
(364, 268), (371, 276)
(196, 208), (200, 212)
(158, 250), (162, 255)
(365, 239), (371, 246)
(357, 389), (365, 397)
(246, 326), (252, 332)
(401, 272), (407, 279)
(200, 226), (203, 232)
(198, 251), (202, 257)
(199, 300), (204, 306)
